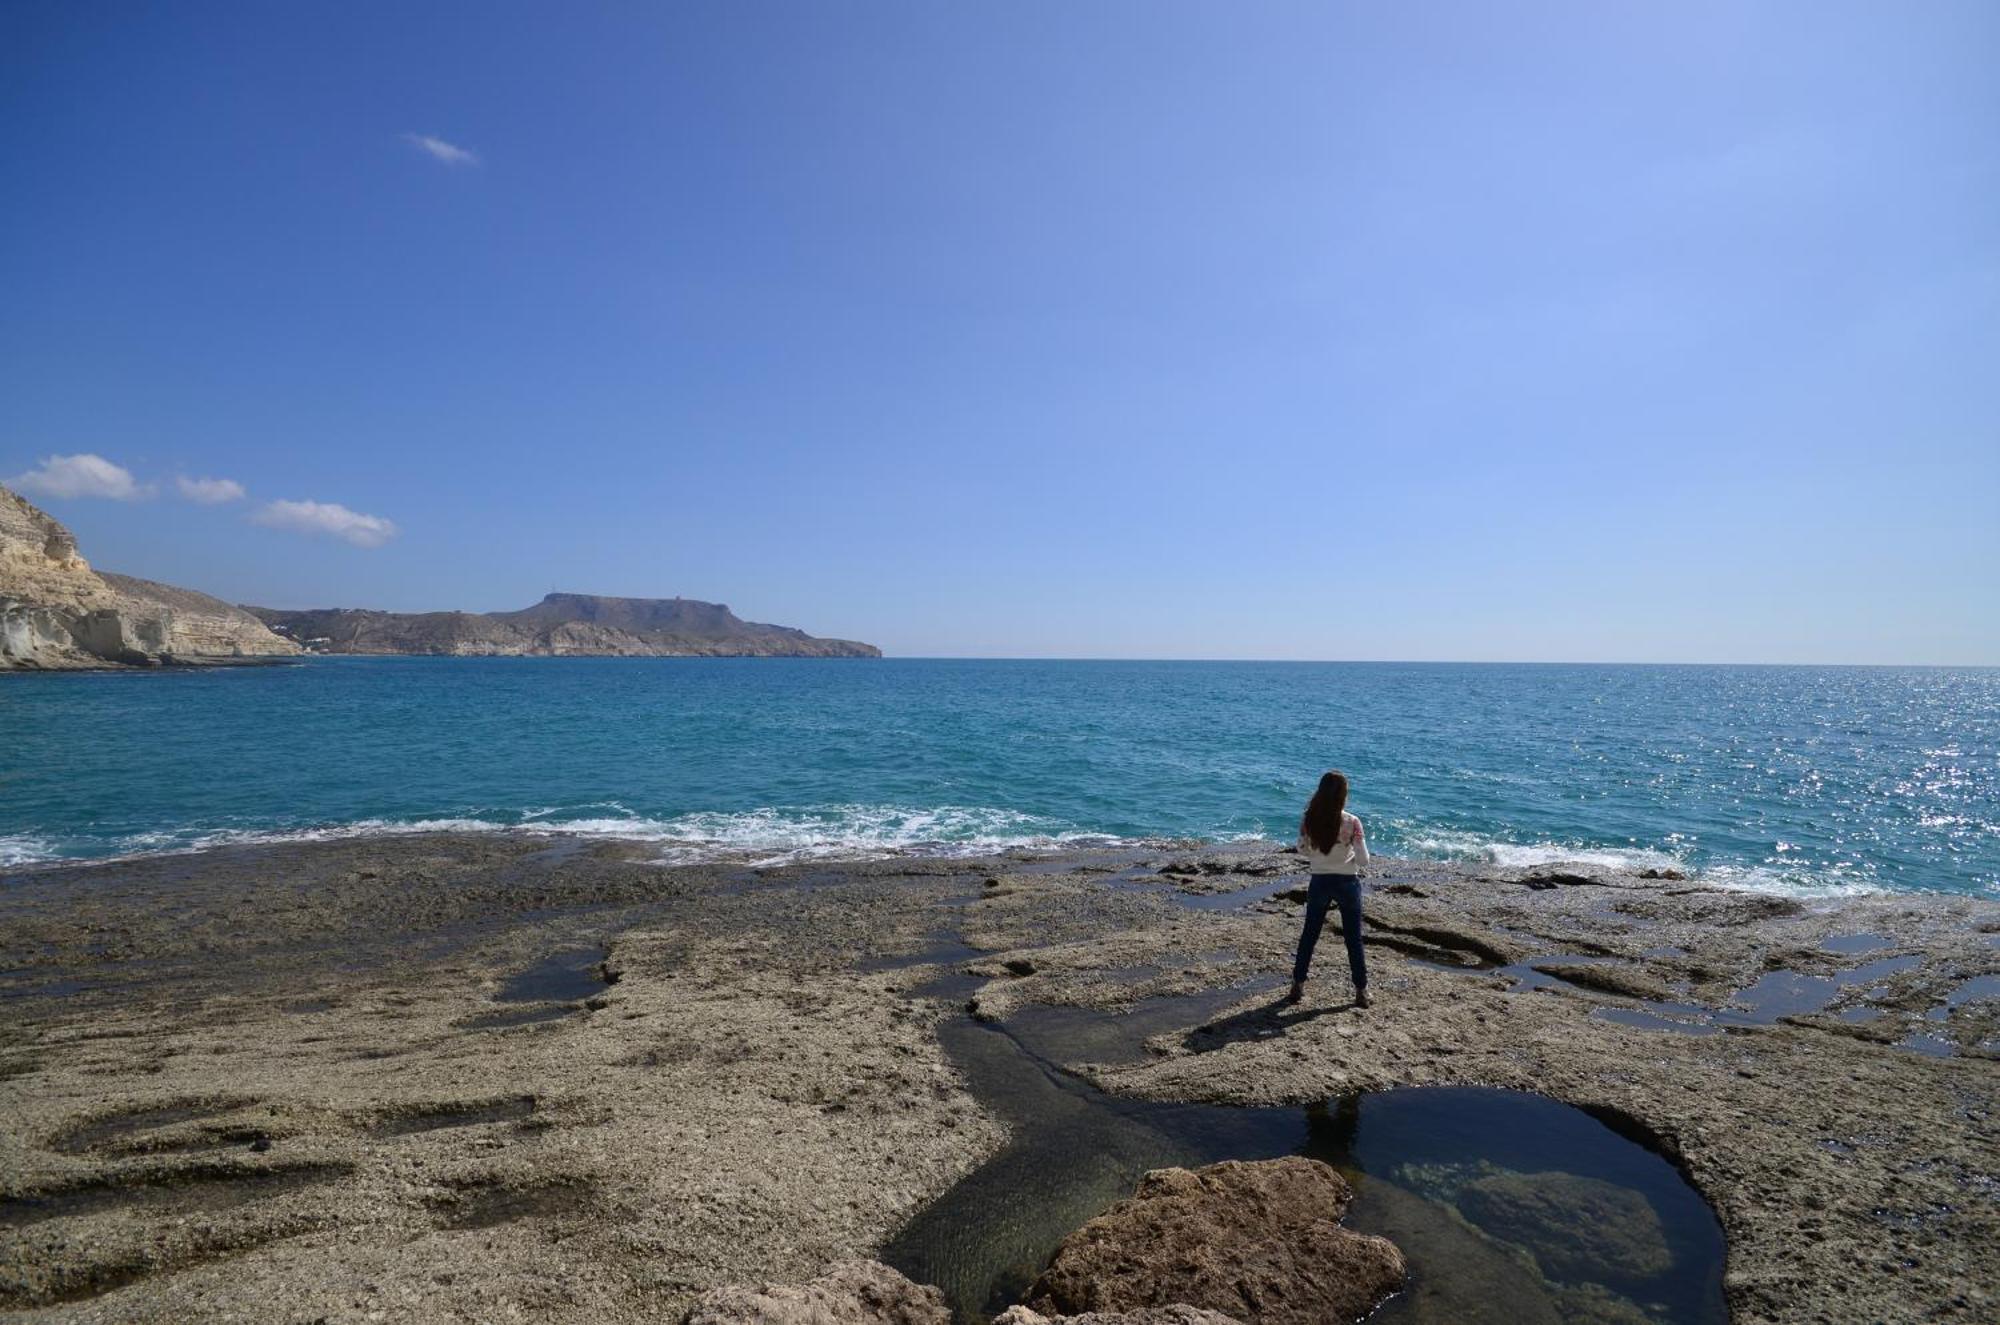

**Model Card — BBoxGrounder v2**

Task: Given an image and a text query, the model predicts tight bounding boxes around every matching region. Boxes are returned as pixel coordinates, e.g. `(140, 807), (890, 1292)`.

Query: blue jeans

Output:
(1292, 873), (1366, 989)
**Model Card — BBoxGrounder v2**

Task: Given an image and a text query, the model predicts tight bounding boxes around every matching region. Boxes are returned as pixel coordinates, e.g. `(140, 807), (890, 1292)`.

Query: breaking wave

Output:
(1396, 826), (1689, 875)
(0, 803), (1902, 897)
(1391, 824), (1888, 898)
(0, 804), (1152, 871)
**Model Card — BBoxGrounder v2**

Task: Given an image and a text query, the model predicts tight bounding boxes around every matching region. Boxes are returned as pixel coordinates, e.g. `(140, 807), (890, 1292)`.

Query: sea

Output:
(1, 658), (1994, 898)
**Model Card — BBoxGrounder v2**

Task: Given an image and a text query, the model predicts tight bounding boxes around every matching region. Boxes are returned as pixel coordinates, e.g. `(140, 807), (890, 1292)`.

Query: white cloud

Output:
(403, 133), (480, 167)
(252, 499), (398, 548)
(8, 453), (151, 501)
(175, 475), (247, 504)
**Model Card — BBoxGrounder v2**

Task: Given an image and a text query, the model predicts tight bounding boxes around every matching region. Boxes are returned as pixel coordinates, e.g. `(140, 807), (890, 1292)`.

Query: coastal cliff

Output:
(0, 484), (300, 669)
(248, 593), (882, 658)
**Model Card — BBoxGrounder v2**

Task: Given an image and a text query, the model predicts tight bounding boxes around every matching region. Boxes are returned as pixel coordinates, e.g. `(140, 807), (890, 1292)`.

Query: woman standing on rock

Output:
(1288, 770), (1370, 1007)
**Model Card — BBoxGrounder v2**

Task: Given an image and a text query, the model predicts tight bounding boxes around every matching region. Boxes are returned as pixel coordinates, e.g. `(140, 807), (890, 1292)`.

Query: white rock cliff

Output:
(0, 483), (300, 669)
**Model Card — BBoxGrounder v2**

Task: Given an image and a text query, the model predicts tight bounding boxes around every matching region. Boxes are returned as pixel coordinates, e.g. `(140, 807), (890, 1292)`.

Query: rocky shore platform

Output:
(1, 834), (1994, 1323)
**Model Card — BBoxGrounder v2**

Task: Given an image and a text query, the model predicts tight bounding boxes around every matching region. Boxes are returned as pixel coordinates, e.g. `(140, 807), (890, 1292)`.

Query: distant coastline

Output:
(2, 479), (878, 668)
(248, 592), (881, 659)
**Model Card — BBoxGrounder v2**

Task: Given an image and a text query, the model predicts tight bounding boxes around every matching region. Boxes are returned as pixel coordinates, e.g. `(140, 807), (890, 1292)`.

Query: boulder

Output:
(994, 1308), (1244, 1325)
(1456, 1170), (1673, 1283)
(682, 1259), (950, 1325)
(1026, 1157), (1405, 1325)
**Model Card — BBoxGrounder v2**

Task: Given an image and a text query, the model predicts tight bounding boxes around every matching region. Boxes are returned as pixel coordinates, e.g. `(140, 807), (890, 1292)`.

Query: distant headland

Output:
(0, 481), (879, 669)
(248, 594), (882, 659)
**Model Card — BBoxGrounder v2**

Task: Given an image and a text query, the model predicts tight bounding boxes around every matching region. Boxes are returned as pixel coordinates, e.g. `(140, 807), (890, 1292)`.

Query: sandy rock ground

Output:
(1, 834), (1994, 1324)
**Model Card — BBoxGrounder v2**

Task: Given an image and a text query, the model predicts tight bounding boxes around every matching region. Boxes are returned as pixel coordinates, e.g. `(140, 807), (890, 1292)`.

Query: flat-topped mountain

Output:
(247, 593), (880, 658)
(1, 483), (300, 669)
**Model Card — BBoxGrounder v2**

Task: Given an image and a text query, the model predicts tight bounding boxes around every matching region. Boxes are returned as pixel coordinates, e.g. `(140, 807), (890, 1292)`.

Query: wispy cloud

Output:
(8, 453), (151, 501)
(175, 475), (246, 504)
(252, 499), (398, 548)
(403, 132), (480, 167)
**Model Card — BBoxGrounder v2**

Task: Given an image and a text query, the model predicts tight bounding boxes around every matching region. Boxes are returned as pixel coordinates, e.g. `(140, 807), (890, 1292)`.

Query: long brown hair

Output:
(1300, 770), (1349, 854)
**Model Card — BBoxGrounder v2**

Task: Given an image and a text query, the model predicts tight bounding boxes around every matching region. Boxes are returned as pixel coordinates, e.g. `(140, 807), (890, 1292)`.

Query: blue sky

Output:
(3, 2), (1995, 662)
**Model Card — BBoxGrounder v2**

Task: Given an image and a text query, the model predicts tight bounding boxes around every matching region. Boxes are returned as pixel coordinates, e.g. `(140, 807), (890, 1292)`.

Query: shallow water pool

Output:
(884, 1014), (1727, 1324)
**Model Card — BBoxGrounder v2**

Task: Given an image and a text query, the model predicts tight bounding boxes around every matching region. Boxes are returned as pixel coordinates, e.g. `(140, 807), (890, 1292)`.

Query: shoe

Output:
(1356, 988), (1372, 1009)
(1283, 980), (1305, 1005)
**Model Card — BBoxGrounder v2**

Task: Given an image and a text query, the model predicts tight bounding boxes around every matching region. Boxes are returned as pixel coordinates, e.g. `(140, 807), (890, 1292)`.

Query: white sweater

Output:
(1297, 811), (1369, 875)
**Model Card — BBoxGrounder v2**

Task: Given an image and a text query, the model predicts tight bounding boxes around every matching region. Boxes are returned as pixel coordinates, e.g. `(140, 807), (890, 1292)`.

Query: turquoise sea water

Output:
(1, 659), (1994, 897)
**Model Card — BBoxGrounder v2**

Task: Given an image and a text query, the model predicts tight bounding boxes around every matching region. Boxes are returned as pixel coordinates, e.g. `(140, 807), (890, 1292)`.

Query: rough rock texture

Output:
(0, 483), (299, 669)
(248, 592), (880, 657)
(1078, 847), (1999, 1325)
(681, 1260), (949, 1325)
(994, 1308), (1244, 1325)
(97, 573), (297, 660)
(0, 837), (1008, 1323)
(1026, 1158), (1406, 1325)
(0, 482), (115, 667)
(2, 838), (1994, 1324)
(1456, 1169), (1672, 1282)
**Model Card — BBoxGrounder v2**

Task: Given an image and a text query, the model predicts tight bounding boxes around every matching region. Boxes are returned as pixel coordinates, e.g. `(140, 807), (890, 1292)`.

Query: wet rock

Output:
(1638, 868), (1687, 881)
(1517, 872), (1601, 890)
(682, 1259), (950, 1325)
(1027, 1157), (1405, 1325)
(1003, 958), (1037, 977)
(1457, 1170), (1673, 1282)
(994, 1308), (1243, 1325)
(1528, 962), (1674, 1002)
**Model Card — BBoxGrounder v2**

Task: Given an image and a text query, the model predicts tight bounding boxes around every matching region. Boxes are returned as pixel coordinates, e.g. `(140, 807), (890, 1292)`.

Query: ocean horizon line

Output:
(216, 653), (2000, 669)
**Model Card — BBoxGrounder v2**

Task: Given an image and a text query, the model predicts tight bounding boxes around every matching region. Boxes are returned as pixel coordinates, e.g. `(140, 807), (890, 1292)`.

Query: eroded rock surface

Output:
(1026, 1157), (1405, 1325)
(683, 1260), (949, 1325)
(2, 837), (1993, 1324)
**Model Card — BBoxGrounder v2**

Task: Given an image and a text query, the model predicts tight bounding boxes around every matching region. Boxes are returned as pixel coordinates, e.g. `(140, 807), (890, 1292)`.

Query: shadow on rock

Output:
(1179, 997), (1356, 1053)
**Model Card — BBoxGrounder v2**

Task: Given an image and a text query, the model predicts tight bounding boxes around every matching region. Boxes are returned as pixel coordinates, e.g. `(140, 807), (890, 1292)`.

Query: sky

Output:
(2, 2), (1995, 663)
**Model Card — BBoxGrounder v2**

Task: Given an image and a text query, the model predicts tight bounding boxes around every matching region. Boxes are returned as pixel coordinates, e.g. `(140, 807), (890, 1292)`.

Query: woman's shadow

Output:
(1180, 992), (1361, 1055)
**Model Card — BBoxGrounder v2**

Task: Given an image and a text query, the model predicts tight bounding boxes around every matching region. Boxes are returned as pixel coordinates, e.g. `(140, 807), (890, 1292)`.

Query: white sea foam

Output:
(11, 818), (514, 867)
(5, 805), (1898, 898)
(1400, 826), (1687, 875)
(1695, 862), (1887, 900)
(183, 818), (511, 852)
(11, 805), (1140, 870)
(0, 835), (58, 867)
(522, 804), (1135, 866)
(1395, 824), (1887, 898)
